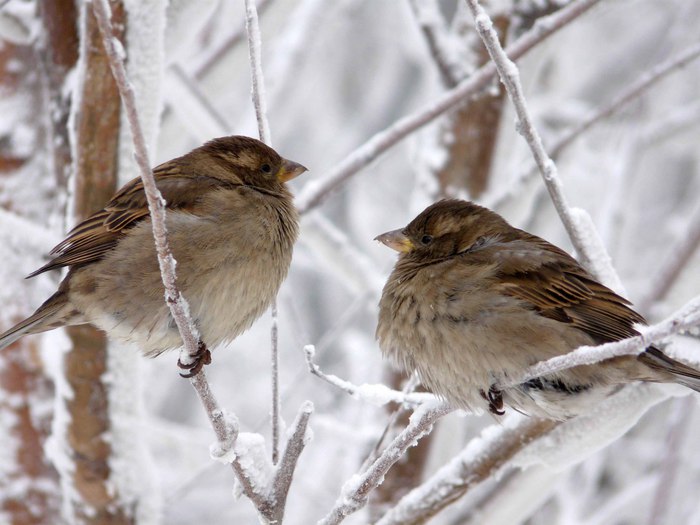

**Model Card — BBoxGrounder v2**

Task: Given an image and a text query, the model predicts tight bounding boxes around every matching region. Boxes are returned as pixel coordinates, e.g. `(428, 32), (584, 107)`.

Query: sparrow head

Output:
(197, 135), (307, 192)
(375, 199), (511, 262)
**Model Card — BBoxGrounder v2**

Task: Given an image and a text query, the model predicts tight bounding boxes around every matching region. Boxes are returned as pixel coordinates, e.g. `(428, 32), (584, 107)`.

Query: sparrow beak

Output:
(277, 159), (308, 182)
(374, 229), (414, 253)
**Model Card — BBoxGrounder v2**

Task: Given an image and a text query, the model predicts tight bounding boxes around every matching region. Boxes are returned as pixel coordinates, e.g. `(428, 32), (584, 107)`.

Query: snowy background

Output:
(1, 0), (700, 524)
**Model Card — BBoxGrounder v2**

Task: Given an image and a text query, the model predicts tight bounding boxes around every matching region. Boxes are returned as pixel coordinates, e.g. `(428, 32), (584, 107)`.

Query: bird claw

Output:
(480, 385), (505, 416)
(178, 341), (212, 378)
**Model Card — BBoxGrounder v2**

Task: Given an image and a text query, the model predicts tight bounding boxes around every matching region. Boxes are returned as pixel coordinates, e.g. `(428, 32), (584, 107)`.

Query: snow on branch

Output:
(375, 416), (558, 525)
(505, 295), (700, 388)
(487, 41), (700, 214)
(465, 0), (612, 279)
(407, 0), (461, 87)
(94, 3), (312, 522)
(304, 345), (436, 407)
(296, 0), (601, 215)
(92, 0), (203, 372)
(318, 401), (454, 525)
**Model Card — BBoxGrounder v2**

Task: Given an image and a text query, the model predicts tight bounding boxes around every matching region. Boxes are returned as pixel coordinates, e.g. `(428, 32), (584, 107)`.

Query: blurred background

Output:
(1, 0), (699, 523)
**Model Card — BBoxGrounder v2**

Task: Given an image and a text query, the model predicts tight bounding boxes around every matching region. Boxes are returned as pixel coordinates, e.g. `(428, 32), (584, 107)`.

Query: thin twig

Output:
(318, 402), (454, 525)
(487, 41), (700, 211)
(407, 0), (460, 87)
(304, 345), (436, 407)
(375, 417), (558, 525)
(466, 0), (605, 275)
(505, 295), (700, 388)
(91, 1), (204, 369)
(296, 0), (601, 215)
(270, 400), (314, 521)
(244, 0), (281, 465)
(93, 2), (280, 519)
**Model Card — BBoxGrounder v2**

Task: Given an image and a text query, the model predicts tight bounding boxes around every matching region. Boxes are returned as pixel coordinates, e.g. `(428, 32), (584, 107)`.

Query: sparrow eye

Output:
(261, 164), (272, 173)
(420, 235), (433, 245)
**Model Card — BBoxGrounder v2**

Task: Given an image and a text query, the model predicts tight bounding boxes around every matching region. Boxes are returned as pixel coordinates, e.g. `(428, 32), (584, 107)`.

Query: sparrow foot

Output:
(178, 341), (212, 378)
(480, 385), (505, 416)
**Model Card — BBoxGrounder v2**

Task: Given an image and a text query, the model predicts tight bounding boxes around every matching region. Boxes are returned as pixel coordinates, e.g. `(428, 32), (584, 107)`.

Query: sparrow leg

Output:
(480, 385), (506, 416)
(178, 340), (212, 378)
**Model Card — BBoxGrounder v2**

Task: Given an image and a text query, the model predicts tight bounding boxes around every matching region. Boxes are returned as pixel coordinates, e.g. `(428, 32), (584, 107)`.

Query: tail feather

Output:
(639, 347), (700, 393)
(0, 292), (70, 351)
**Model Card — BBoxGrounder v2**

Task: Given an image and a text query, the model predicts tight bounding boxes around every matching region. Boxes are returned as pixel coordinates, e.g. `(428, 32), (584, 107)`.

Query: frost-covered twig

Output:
(92, 0), (204, 373)
(407, 0), (460, 86)
(488, 41), (700, 211)
(304, 345), (436, 407)
(94, 2), (289, 519)
(319, 402), (453, 525)
(375, 416), (558, 525)
(466, 0), (605, 274)
(244, 0), (282, 465)
(268, 401), (314, 521)
(505, 295), (700, 387)
(296, 0), (601, 214)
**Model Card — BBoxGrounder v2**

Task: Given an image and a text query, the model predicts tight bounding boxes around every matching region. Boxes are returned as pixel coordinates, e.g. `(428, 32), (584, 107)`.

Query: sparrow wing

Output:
(489, 236), (644, 344)
(28, 161), (230, 277)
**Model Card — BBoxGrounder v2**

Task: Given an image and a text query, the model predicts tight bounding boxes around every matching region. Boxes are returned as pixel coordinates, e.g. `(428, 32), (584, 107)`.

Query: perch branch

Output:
(304, 345), (436, 407)
(318, 402), (454, 525)
(507, 295), (700, 387)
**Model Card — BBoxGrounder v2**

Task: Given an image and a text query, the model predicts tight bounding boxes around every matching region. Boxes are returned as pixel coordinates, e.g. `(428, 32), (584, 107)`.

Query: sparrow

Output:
(376, 199), (700, 420)
(0, 136), (306, 376)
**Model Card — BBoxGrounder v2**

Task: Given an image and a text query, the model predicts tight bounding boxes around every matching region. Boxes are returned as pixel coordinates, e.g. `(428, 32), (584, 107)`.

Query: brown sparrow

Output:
(0, 136), (306, 376)
(376, 199), (700, 420)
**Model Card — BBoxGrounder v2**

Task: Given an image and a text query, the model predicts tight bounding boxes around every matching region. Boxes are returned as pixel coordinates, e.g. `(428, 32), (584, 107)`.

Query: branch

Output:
(466, 0), (608, 277)
(505, 295), (700, 388)
(304, 345), (436, 407)
(243, 0), (282, 466)
(93, 3), (296, 521)
(318, 402), (454, 525)
(487, 41), (700, 212)
(296, 0), (601, 214)
(375, 416), (558, 525)
(407, 0), (461, 87)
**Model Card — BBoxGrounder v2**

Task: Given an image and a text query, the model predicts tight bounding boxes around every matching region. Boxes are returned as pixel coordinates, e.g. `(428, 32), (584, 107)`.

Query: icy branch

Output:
(407, 0), (460, 86)
(318, 401), (453, 525)
(488, 41), (700, 213)
(296, 0), (601, 214)
(466, 0), (609, 277)
(92, 0), (203, 371)
(506, 295), (700, 388)
(244, 0), (284, 466)
(95, 3), (312, 522)
(304, 345), (436, 407)
(375, 416), (558, 525)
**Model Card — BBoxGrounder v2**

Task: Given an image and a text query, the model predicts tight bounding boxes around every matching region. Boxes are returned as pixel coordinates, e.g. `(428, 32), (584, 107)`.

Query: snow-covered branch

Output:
(507, 295), (700, 388)
(375, 416), (558, 525)
(466, 0), (609, 278)
(488, 41), (700, 213)
(296, 0), (602, 214)
(318, 401), (454, 525)
(304, 345), (436, 407)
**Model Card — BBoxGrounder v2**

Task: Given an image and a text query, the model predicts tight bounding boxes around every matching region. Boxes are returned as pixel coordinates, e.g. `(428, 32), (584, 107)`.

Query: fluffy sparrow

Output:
(376, 199), (700, 420)
(0, 136), (306, 376)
